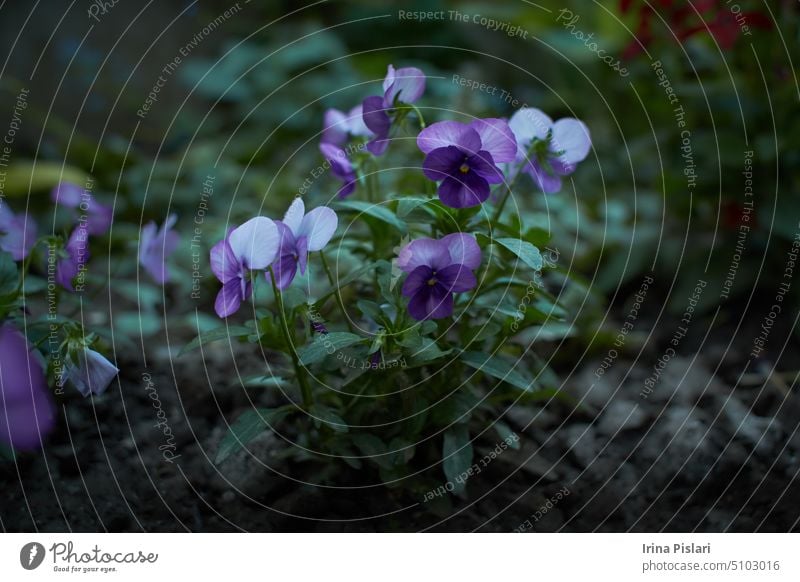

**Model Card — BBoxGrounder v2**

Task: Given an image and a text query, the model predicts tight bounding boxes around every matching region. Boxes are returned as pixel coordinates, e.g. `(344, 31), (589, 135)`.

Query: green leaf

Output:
(242, 375), (288, 388)
(180, 325), (251, 356)
(495, 238), (543, 271)
(311, 404), (349, 433)
(0, 252), (18, 297)
(216, 407), (293, 464)
(334, 200), (407, 233)
(297, 332), (364, 365)
(312, 263), (375, 304)
(460, 351), (535, 393)
(407, 337), (451, 365)
(494, 422), (521, 450)
(443, 425), (473, 496)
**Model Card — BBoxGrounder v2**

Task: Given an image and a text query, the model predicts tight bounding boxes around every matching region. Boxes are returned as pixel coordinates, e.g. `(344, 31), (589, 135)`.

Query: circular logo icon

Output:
(20, 542), (45, 570)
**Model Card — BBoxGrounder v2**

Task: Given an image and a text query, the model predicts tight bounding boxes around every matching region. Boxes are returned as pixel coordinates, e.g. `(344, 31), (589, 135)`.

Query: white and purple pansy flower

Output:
(0, 202), (37, 261)
(362, 64), (426, 156)
(273, 198), (338, 290)
(319, 142), (358, 198)
(417, 118), (518, 209)
(51, 182), (113, 235)
(211, 217), (279, 318)
(398, 233), (482, 321)
(508, 108), (591, 194)
(321, 104), (373, 146)
(66, 347), (119, 397)
(139, 214), (180, 284)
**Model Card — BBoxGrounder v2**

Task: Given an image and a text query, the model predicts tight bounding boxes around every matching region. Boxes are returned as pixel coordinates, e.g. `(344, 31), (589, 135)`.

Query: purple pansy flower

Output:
(322, 104), (373, 146)
(211, 217), (279, 318)
(56, 226), (90, 292)
(0, 324), (56, 451)
(398, 233), (482, 320)
(361, 64), (426, 156)
(273, 198), (338, 290)
(0, 203), (37, 260)
(51, 182), (113, 235)
(139, 214), (179, 284)
(508, 108), (591, 194)
(66, 347), (119, 397)
(417, 118), (518, 209)
(319, 143), (358, 198)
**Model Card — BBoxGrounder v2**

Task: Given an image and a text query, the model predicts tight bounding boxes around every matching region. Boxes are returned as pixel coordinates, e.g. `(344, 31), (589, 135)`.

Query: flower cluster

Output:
(211, 199), (337, 317)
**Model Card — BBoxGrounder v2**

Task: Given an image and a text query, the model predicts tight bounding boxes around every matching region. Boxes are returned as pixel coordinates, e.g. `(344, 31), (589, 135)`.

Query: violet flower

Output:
(0, 203), (37, 260)
(319, 142), (358, 198)
(322, 104), (372, 146)
(0, 324), (55, 451)
(417, 119), (517, 208)
(508, 108), (591, 193)
(211, 217), (279, 318)
(362, 64), (426, 155)
(66, 347), (119, 397)
(51, 182), (113, 235)
(56, 226), (91, 292)
(272, 198), (338, 290)
(398, 233), (482, 320)
(139, 214), (179, 284)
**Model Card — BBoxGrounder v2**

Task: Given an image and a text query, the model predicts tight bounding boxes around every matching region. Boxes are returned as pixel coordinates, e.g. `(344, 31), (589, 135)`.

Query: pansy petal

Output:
(508, 108), (553, 145)
(361, 95), (391, 138)
(417, 121), (480, 154)
(384, 66), (426, 105)
(408, 285), (453, 320)
(215, 279), (244, 318)
(282, 198), (305, 236)
(422, 146), (464, 182)
(271, 252), (298, 290)
(438, 173), (491, 209)
(322, 108), (348, 145)
(551, 118), (591, 165)
(296, 236), (309, 274)
(228, 217), (279, 270)
(469, 118), (517, 163)
(436, 263), (477, 293)
(397, 238), (449, 272)
(50, 182), (85, 208)
(525, 161), (563, 194)
(210, 238), (239, 283)
(442, 233), (482, 270)
(0, 214), (37, 261)
(346, 104), (372, 137)
(86, 201), (113, 235)
(469, 150), (504, 184)
(401, 265), (432, 297)
(298, 206), (337, 252)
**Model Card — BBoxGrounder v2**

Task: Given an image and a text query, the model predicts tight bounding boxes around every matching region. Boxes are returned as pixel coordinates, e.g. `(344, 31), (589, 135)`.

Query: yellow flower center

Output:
(459, 163), (470, 174)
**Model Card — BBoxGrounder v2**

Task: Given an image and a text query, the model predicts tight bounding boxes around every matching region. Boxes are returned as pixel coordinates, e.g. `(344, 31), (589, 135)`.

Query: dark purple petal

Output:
(215, 279), (248, 318)
(422, 146), (465, 182)
(436, 263), (477, 293)
(296, 236), (309, 275)
(469, 118), (518, 163)
(210, 238), (239, 283)
(417, 121), (481, 154)
(401, 265), (432, 297)
(362, 96), (391, 139)
(271, 252), (298, 290)
(397, 238), (450, 272)
(57, 227), (91, 291)
(442, 233), (482, 270)
(437, 173), (491, 209)
(0, 324), (55, 450)
(407, 284), (453, 320)
(86, 201), (113, 235)
(468, 150), (504, 184)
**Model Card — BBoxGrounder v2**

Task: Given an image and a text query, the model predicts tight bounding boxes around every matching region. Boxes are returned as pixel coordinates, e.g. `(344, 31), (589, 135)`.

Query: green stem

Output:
(269, 267), (313, 409)
(491, 167), (523, 224)
(409, 104), (426, 129)
(319, 250), (354, 332)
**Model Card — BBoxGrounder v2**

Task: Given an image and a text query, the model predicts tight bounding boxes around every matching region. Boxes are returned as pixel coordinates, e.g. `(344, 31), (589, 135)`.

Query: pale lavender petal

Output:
(418, 121), (480, 154)
(296, 236), (309, 274)
(228, 216), (279, 270)
(0, 213), (37, 260)
(551, 118), (591, 165)
(322, 108), (348, 145)
(68, 348), (118, 397)
(86, 201), (113, 235)
(525, 161), (563, 194)
(383, 66), (426, 105)
(397, 238), (449, 272)
(298, 206), (337, 252)
(50, 182), (84, 208)
(0, 202), (14, 229)
(508, 108), (553, 147)
(282, 197), (305, 236)
(442, 233), (482, 270)
(346, 104), (372, 137)
(469, 118), (517, 163)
